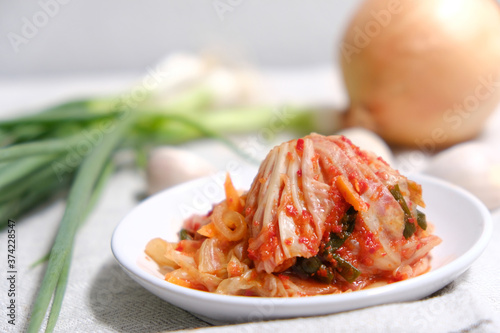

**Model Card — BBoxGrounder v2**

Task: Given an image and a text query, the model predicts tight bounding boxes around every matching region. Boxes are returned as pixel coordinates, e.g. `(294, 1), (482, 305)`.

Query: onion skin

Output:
(340, 0), (500, 148)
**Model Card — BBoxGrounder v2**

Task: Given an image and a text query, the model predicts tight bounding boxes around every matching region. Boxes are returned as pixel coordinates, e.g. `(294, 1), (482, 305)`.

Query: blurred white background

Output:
(0, 0), (363, 77)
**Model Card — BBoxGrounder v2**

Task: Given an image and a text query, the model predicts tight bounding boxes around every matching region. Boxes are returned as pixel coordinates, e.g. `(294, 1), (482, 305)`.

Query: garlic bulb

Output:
(146, 147), (216, 195)
(148, 52), (265, 108)
(337, 127), (394, 166)
(203, 66), (265, 107)
(423, 142), (500, 210)
(149, 53), (210, 101)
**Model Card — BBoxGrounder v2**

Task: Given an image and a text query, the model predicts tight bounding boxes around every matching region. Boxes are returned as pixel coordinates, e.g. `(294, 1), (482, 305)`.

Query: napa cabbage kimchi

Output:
(146, 134), (441, 296)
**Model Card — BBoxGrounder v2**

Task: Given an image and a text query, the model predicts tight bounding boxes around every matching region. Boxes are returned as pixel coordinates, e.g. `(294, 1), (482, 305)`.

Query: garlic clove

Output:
(146, 147), (216, 195)
(146, 53), (211, 105)
(423, 142), (500, 210)
(337, 127), (395, 166)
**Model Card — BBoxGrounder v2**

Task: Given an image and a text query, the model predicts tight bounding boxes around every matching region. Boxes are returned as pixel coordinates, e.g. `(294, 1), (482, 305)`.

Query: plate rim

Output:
(111, 172), (492, 316)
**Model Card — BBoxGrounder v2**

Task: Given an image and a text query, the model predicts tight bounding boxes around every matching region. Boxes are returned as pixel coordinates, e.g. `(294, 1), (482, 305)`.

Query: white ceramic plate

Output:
(111, 170), (492, 324)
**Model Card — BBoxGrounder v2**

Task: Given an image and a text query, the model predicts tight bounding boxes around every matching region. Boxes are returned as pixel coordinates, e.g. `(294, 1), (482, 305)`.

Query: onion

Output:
(211, 203), (247, 241)
(340, 0), (500, 148)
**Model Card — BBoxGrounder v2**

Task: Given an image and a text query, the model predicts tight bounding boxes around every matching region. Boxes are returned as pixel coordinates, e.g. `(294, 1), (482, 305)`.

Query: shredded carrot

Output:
(335, 175), (368, 212)
(224, 173), (243, 213)
(165, 276), (208, 291)
(197, 222), (219, 238)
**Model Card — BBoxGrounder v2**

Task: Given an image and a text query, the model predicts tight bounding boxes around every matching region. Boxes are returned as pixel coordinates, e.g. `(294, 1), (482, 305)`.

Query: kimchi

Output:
(146, 134), (441, 296)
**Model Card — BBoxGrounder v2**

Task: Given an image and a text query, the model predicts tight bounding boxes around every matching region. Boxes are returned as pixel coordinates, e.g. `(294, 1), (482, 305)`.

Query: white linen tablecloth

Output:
(0, 70), (499, 333)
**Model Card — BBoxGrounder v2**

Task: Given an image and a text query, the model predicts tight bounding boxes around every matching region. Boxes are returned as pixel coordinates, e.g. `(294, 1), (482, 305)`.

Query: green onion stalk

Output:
(0, 67), (325, 332)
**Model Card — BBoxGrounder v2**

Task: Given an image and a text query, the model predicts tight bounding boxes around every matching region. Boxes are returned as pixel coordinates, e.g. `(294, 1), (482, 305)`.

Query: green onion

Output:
(0, 135), (83, 162)
(0, 154), (59, 190)
(317, 264), (335, 284)
(160, 114), (258, 163)
(30, 160), (115, 269)
(3, 124), (47, 145)
(403, 220), (417, 239)
(389, 184), (416, 239)
(331, 254), (361, 283)
(323, 206), (357, 255)
(179, 229), (193, 241)
(0, 173), (71, 230)
(27, 115), (134, 332)
(44, 248), (71, 333)
(389, 184), (412, 216)
(33, 160), (115, 332)
(0, 63), (325, 331)
(0, 108), (120, 128)
(298, 256), (323, 274)
(294, 207), (360, 284)
(0, 162), (65, 203)
(417, 209), (427, 230)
